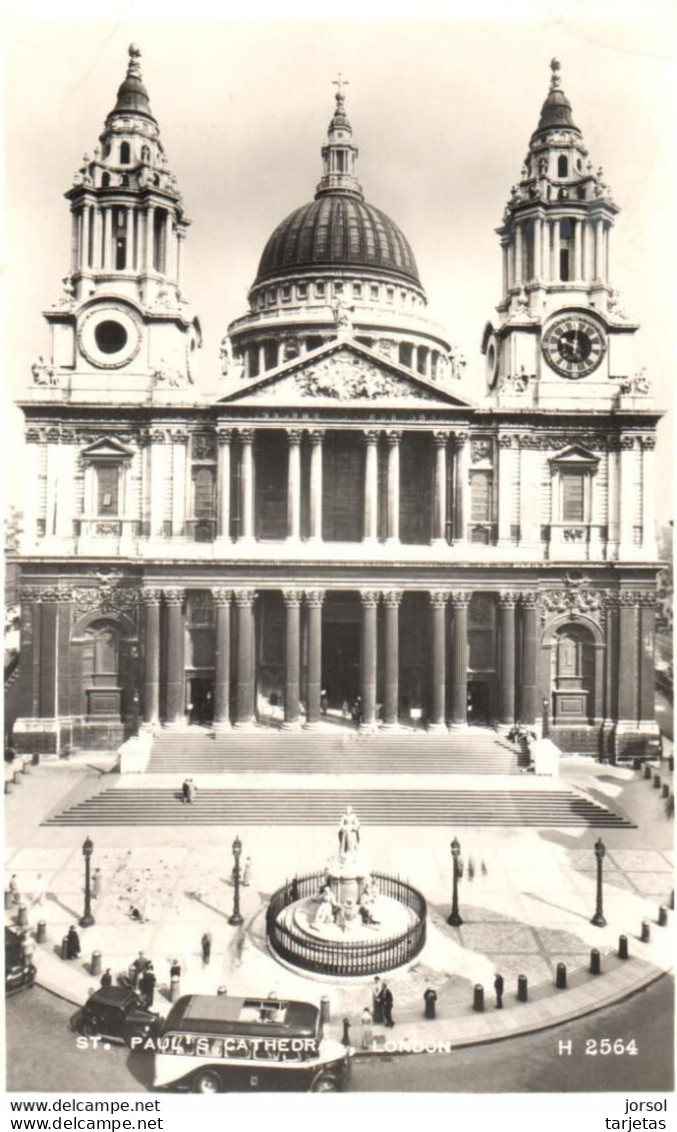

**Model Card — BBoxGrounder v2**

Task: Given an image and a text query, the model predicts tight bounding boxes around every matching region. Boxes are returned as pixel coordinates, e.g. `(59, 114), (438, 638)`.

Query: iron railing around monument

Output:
(266, 870), (427, 977)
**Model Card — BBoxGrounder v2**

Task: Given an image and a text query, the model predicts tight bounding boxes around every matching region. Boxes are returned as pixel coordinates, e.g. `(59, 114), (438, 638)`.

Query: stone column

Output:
(519, 592), (539, 726)
(216, 428), (233, 540)
(92, 207), (102, 270)
(149, 430), (167, 538)
(305, 590), (324, 727)
(449, 592), (470, 729)
(363, 430), (380, 542)
(287, 429), (302, 541)
(283, 590), (302, 729)
(103, 207), (112, 270)
(360, 591), (379, 730)
(385, 431), (401, 542)
(239, 429), (255, 541)
(619, 436), (636, 552)
(382, 591), (402, 728)
(55, 443), (74, 539)
(617, 594), (638, 726)
(594, 218), (604, 281)
(308, 430), (324, 541)
(429, 591), (448, 731)
(212, 589), (232, 731)
(82, 205), (91, 270)
(572, 218), (582, 280)
(501, 240), (510, 294)
(234, 589), (256, 727)
(606, 441), (620, 555)
(638, 594), (656, 726)
(141, 589), (162, 727)
(453, 433), (469, 543)
(171, 431), (188, 539)
(641, 436), (657, 555)
(432, 432), (448, 544)
(541, 218), (551, 281)
(145, 205), (155, 271)
(124, 206), (134, 270)
(515, 222), (523, 283)
(551, 219), (561, 280)
(164, 588), (185, 727)
(533, 215), (542, 280)
(497, 593), (517, 729)
(497, 435), (515, 546)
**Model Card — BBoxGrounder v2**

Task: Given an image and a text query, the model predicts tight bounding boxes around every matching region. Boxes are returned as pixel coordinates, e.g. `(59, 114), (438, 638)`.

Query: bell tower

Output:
(482, 60), (643, 409)
(42, 44), (201, 396)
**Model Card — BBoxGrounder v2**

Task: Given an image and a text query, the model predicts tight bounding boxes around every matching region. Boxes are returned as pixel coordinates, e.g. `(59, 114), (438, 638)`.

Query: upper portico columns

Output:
(308, 431), (325, 542)
(286, 429), (303, 541)
(385, 431), (402, 543)
(363, 430), (380, 543)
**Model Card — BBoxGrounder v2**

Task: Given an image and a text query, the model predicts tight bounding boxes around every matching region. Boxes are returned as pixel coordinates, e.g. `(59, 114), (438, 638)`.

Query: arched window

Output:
(557, 155), (568, 178)
(101, 172), (111, 188)
(120, 142), (131, 164)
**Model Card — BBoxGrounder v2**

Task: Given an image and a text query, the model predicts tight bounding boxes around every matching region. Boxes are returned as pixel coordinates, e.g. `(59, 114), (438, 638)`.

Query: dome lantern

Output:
(315, 76), (363, 199)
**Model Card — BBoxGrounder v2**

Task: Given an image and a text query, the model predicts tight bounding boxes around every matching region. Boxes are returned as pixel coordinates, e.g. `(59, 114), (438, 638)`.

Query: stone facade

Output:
(11, 50), (662, 761)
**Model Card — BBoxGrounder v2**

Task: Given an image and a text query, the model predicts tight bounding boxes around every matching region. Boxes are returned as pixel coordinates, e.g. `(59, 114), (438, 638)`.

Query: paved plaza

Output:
(4, 744), (675, 1050)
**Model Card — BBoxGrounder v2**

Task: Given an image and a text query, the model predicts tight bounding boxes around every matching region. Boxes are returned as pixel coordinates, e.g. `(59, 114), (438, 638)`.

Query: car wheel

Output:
(193, 1070), (221, 1094)
(81, 1019), (99, 1038)
(310, 1070), (340, 1093)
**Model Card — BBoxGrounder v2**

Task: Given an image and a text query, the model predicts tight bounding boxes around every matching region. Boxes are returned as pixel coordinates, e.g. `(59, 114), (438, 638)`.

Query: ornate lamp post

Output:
(448, 837), (463, 927)
(229, 835), (244, 926)
(591, 837), (607, 927)
(80, 836), (95, 928)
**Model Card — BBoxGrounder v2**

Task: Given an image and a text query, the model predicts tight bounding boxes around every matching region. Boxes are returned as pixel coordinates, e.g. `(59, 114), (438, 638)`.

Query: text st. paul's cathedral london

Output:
(3, 29), (674, 1100)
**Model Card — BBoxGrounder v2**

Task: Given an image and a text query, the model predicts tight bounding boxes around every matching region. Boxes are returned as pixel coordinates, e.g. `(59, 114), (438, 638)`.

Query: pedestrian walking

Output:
(32, 873), (47, 906)
(9, 874), (21, 905)
(139, 963), (156, 1008)
(187, 778), (196, 804)
(423, 986), (437, 1019)
(169, 958), (181, 980)
(130, 951), (148, 987)
(201, 931), (212, 965)
(494, 973), (504, 1010)
(360, 1007), (374, 1050)
(91, 868), (102, 900)
(382, 981), (394, 1028)
(21, 932), (35, 965)
(242, 857), (252, 886)
(100, 968), (113, 988)
(182, 779), (190, 804)
(66, 925), (81, 960)
(371, 976), (384, 1025)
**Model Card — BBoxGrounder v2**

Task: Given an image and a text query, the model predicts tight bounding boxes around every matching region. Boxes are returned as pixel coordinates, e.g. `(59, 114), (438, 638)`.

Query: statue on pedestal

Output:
(338, 806), (360, 855)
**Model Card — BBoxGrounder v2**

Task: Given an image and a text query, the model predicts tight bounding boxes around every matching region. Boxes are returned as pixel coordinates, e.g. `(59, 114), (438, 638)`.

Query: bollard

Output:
(22, 758), (30, 775)
(662, 783), (670, 798)
(618, 934), (629, 960)
(5, 778), (11, 794)
(670, 890), (675, 911)
(517, 974), (528, 1003)
(4, 889), (12, 912)
(16, 904), (28, 928)
(320, 995), (331, 1026)
(36, 920), (47, 944)
(473, 984), (484, 1012)
(658, 905), (668, 927)
(32, 752), (40, 767)
(590, 948), (601, 975)
(640, 920), (651, 943)
(341, 1018), (351, 1047)
(633, 757), (641, 771)
(669, 756), (674, 773)
(170, 976), (181, 1003)
(91, 950), (102, 977)
(61, 935), (70, 960)
(217, 985), (228, 995)
(653, 774), (661, 789)
(555, 962), (567, 989)
(643, 764), (652, 780)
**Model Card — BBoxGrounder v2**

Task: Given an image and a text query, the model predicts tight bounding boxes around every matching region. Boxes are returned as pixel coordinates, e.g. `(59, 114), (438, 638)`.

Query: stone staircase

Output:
(146, 727), (526, 775)
(44, 785), (633, 828)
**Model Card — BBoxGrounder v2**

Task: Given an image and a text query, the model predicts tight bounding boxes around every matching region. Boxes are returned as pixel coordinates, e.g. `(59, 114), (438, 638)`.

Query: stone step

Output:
(44, 787), (633, 828)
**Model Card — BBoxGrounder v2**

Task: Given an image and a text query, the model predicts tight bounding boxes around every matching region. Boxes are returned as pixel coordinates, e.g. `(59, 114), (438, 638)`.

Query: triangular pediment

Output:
(549, 444), (599, 466)
(80, 437), (134, 459)
(217, 340), (475, 409)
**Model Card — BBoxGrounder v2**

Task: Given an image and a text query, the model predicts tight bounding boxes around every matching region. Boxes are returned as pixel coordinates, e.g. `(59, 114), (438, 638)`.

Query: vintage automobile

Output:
(76, 986), (160, 1046)
(5, 927), (37, 995)
(152, 994), (351, 1093)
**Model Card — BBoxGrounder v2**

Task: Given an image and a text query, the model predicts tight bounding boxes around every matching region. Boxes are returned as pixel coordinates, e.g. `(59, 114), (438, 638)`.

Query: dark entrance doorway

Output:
(322, 621), (360, 711)
(467, 679), (492, 726)
(187, 676), (214, 725)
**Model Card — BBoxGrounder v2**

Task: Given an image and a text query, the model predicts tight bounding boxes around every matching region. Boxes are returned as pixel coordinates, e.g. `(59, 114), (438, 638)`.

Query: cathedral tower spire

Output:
(315, 77), (363, 198)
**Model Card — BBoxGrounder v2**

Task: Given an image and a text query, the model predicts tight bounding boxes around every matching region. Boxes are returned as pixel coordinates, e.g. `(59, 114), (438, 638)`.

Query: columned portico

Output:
(382, 590), (402, 728)
(283, 589), (302, 728)
(164, 588), (185, 727)
(360, 590), (379, 730)
(212, 588), (232, 731)
(429, 590), (448, 731)
(432, 431), (448, 544)
(305, 590), (324, 727)
(363, 431), (379, 542)
(141, 589), (162, 727)
(216, 429), (233, 540)
(239, 430), (255, 541)
(286, 430), (302, 541)
(234, 589), (256, 726)
(308, 431), (324, 542)
(449, 591), (470, 729)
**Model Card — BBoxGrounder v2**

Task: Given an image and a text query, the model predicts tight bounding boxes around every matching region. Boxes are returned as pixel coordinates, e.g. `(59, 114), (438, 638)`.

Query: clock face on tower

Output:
(542, 314), (606, 379)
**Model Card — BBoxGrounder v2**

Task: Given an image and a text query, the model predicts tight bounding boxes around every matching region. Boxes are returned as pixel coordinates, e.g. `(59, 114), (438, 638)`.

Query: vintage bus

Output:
(151, 994), (350, 1093)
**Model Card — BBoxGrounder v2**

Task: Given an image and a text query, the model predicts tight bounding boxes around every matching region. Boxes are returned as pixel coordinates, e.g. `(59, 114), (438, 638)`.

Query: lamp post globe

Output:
(80, 835), (95, 928)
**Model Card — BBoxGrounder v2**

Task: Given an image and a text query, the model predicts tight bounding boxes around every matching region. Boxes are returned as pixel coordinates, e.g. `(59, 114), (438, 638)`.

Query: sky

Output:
(2, 11), (675, 519)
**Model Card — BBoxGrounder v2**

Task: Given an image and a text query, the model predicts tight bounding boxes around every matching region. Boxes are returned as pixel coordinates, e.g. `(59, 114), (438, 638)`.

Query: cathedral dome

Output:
(254, 194), (420, 287)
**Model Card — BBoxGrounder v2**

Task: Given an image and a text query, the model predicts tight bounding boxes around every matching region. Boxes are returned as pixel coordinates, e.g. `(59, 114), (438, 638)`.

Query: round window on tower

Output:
(94, 320), (128, 355)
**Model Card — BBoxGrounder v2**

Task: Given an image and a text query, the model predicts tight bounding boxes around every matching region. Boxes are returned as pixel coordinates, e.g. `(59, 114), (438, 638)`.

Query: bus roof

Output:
(161, 995), (319, 1038)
